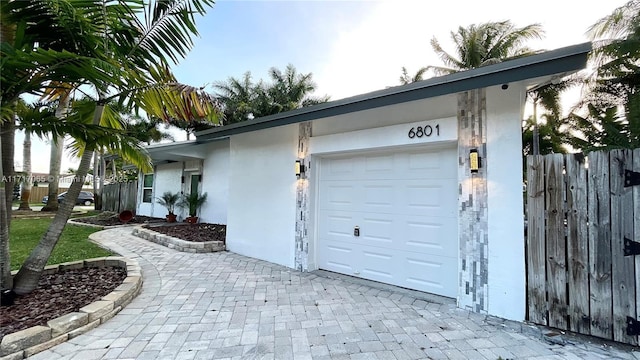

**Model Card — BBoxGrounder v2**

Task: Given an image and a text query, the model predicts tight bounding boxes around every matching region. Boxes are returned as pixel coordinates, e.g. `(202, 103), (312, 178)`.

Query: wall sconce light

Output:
(295, 159), (306, 179)
(470, 149), (481, 173)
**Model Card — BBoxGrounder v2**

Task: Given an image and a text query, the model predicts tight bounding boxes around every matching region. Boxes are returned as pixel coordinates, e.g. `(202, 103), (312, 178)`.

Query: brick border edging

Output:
(132, 226), (225, 253)
(67, 218), (138, 229)
(0, 257), (143, 359)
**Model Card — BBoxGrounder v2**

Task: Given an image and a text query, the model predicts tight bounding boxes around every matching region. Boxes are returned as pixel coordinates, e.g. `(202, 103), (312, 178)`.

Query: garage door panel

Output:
(318, 146), (458, 298)
(364, 154), (395, 173)
(319, 183), (359, 211)
(319, 210), (357, 241)
(401, 179), (457, 217)
(404, 254), (457, 297)
(402, 216), (457, 257)
(407, 149), (456, 173)
(360, 216), (394, 246)
(363, 184), (394, 210)
(320, 240), (357, 274)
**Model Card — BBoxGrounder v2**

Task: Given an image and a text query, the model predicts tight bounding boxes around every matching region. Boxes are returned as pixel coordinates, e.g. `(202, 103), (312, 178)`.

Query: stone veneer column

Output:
(457, 89), (489, 313)
(294, 122), (312, 271)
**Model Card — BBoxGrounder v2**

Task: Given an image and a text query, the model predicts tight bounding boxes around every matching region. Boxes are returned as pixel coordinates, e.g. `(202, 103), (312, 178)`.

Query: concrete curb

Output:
(132, 226), (225, 253)
(1, 257), (142, 359)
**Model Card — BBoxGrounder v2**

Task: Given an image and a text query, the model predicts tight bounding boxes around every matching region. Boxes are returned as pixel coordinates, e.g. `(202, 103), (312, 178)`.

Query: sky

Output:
(14, 0), (629, 174)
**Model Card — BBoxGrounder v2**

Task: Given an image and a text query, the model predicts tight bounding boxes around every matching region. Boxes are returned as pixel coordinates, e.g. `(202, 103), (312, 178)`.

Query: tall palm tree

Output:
(5, 0), (219, 295)
(578, 0), (640, 148)
(214, 64), (328, 125)
(15, 101), (57, 210)
(428, 21), (544, 75)
(41, 94), (71, 211)
(215, 72), (258, 125)
(399, 66), (428, 85)
(265, 64), (320, 113)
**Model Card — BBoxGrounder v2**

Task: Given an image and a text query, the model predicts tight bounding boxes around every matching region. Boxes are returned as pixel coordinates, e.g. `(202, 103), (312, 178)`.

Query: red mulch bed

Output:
(1, 267), (126, 339)
(73, 213), (164, 226)
(143, 223), (226, 243)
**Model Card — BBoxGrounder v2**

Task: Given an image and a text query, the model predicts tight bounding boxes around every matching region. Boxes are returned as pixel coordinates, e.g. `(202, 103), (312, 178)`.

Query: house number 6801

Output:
(408, 124), (440, 139)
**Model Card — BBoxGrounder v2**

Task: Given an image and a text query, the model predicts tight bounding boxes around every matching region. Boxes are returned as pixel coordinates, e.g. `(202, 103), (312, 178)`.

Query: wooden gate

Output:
(102, 181), (137, 213)
(526, 149), (640, 345)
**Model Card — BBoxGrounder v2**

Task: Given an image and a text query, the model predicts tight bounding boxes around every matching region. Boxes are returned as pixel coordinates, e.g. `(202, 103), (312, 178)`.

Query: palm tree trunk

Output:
(42, 96), (70, 212)
(0, 129), (13, 294)
(1, 120), (15, 222)
(18, 131), (32, 211)
(92, 152), (98, 210)
(13, 105), (104, 295)
(94, 151), (104, 210)
(0, 19), (15, 300)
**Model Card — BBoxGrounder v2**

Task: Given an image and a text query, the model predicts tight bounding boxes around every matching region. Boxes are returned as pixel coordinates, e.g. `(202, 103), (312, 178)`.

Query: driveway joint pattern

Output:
(26, 227), (640, 360)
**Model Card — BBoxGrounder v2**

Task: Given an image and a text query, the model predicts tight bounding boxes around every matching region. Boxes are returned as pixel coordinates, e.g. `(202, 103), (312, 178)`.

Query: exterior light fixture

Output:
(470, 149), (480, 173)
(295, 160), (306, 179)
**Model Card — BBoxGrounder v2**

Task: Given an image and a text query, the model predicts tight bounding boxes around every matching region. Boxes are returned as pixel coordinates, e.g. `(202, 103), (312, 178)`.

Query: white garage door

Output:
(317, 146), (458, 297)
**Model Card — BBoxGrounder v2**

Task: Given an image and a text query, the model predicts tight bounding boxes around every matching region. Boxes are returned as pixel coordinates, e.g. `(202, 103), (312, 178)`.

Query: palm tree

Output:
(15, 101), (57, 210)
(428, 21), (544, 75)
(524, 79), (579, 155)
(214, 64), (329, 125)
(215, 72), (259, 125)
(399, 66), (428, 85)
(6, 0), (219, 295)
(41, 94), (71, 211)
(578, 0), (640, 149)
(567, 105), (636, 151)
(265, 64), (327, 113)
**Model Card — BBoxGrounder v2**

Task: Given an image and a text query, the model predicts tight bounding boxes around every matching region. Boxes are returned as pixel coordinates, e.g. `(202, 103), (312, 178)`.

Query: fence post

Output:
(527, 155), (547, 325)
(546, 154), (567, 330)
(610, 149), (638, 345)
(588, 151), (613, 339)
(565, 153), (590, 334)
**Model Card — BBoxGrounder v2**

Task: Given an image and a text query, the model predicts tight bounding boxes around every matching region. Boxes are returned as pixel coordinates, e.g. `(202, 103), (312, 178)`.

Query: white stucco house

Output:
(136, 43), (591, 321)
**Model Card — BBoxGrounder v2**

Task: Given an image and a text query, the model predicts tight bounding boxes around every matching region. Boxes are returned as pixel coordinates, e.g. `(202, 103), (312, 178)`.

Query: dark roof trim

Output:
(196, 42), (591, 142)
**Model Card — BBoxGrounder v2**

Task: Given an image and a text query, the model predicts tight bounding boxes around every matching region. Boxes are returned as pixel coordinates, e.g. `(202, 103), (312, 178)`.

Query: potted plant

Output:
(156, 191), (179, 222)
(179, 192), (207, 224)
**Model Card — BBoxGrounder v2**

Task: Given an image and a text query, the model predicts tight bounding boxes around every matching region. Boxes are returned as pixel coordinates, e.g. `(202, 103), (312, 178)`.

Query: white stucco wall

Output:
(226, 124), (299, 268)
(312, 94), (457, 137)
(485, 83), (527, 320)
(136, 172), (153, 217)
(149, 162), (183, 218)
(200, 140), (230, 225)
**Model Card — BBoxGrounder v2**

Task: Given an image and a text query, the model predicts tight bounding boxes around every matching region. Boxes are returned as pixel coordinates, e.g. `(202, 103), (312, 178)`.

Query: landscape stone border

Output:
(67, 218), (138, 229)
(1, 257), (142, 359)
(132, 226), (225, 253)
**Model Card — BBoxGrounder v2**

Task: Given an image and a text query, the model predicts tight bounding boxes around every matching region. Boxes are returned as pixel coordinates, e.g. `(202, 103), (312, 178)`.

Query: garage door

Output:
(317, 146), (458, 297)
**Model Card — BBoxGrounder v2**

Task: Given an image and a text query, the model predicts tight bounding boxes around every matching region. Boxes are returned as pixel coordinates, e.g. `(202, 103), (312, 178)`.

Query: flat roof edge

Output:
(196, 42), (591, 141)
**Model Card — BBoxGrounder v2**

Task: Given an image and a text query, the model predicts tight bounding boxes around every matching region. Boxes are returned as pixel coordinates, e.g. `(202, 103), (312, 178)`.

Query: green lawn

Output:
(9, 216), (113, 270)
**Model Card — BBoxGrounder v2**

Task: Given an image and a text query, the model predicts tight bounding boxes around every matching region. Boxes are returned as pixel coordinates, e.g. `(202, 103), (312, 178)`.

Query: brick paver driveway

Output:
(30, 228), (639, 360)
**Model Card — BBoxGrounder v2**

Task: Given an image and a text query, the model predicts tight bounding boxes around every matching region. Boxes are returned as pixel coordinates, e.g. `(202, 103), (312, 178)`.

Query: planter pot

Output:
(166, 213), (177, 223)
(119, 210), (134, 224)
(185, 216), (198, 224)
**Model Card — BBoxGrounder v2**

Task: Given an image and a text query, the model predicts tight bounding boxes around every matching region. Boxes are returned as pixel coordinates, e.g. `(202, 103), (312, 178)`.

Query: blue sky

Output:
(16, 0), (629, 173)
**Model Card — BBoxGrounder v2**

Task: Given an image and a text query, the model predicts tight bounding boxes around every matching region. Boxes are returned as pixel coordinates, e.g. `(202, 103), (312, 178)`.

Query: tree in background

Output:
(2, 0), (219, 295)
(215, 64), (329, 125)
(522, 79), (580, 156)
(399, 66), (428, 85)
(428, 21), (544, 75)
(14, 101), (57, 211)
(568, 0), (639, 150)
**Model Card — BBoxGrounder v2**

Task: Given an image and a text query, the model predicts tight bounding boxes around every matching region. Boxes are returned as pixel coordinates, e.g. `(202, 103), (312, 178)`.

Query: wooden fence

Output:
(526, 149), (640, 345)
(28, 187), (66, 203)
(102, 181), (137, 213)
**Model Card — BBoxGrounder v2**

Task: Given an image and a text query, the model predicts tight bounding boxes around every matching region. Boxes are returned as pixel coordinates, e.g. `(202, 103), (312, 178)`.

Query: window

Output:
(142, 174), (153, 203)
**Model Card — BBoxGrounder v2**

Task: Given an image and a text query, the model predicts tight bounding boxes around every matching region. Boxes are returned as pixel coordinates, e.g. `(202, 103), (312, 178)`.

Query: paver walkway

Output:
(29, 227), (639, 360)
